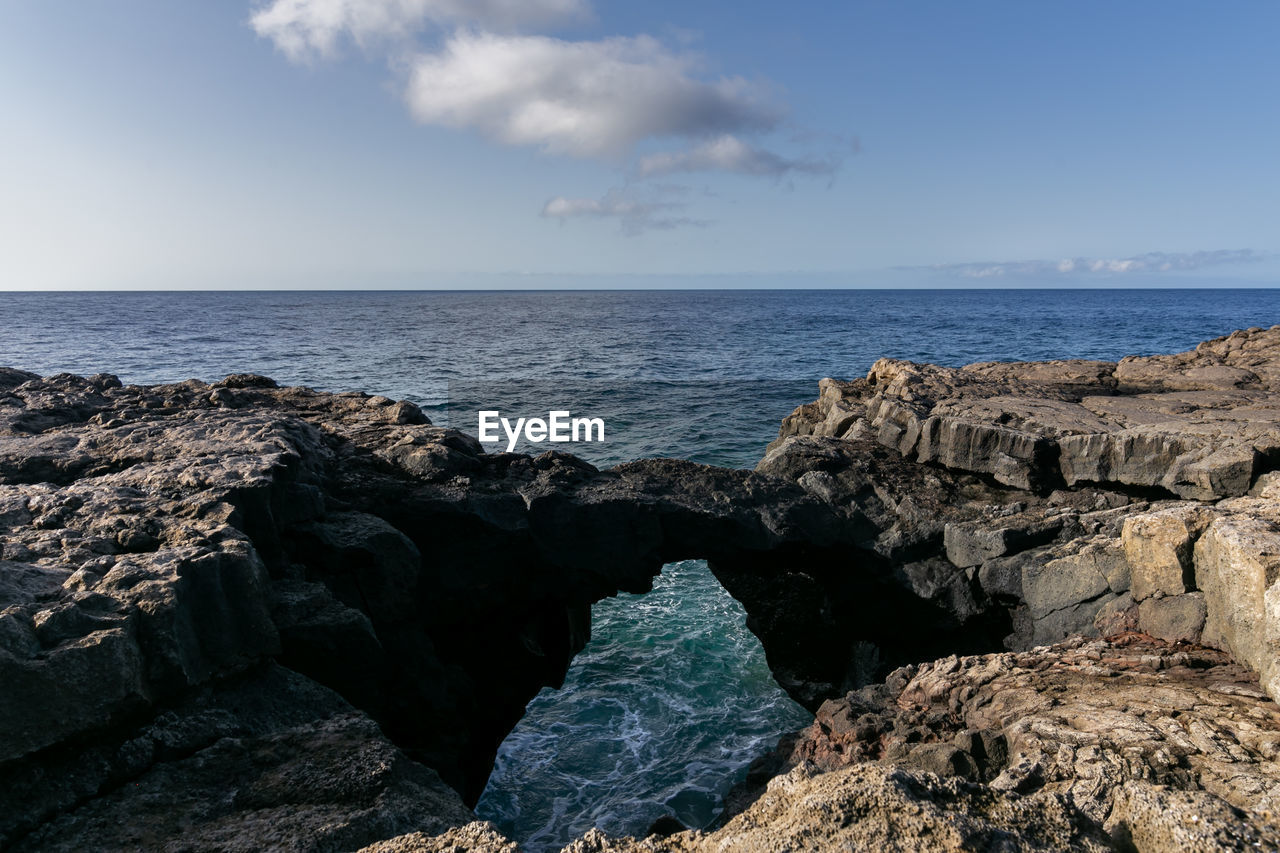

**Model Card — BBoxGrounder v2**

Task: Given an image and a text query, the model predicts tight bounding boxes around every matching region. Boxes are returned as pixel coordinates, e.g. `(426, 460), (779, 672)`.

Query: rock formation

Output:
(760, 325), (1280, 704)
(579, 636), (1280, 852)
(3, 326), (1280, 851)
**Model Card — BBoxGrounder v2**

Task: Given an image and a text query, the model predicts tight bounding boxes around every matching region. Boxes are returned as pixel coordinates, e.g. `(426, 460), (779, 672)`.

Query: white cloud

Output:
(250, 0), (589, 61)
(634, 134), (838, 179)
(404, 32), (781, 159)
(541, 188), (704, 234)
(252, 4), (843, 230)
(925, 249), (1264, 279)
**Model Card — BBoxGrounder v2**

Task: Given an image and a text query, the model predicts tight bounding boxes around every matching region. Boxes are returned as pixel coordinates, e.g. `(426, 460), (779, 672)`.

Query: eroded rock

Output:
(775, 326), (1280, 500)
(696, 636), (1280, 853)
(6, 326), (1280, 851)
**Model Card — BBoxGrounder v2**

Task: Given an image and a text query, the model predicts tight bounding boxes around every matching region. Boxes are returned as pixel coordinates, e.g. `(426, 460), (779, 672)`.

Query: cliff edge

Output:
(3, 326), (1280, 851)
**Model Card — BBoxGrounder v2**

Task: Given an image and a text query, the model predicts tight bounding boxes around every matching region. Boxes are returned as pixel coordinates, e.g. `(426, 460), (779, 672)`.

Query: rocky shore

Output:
(3, 327), (1280, 851)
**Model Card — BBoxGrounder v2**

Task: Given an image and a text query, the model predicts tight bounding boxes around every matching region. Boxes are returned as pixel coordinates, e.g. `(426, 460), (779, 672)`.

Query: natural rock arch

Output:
(0, 371), (1007, 820)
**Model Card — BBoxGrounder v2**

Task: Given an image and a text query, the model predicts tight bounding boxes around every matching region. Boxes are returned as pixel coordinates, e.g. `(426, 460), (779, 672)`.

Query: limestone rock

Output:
(7, 327), (1280, 851)
(703, 637), (1280, 853)
(2, 365), (935, 849)
(1123, 504), (1214, 600)
(357, 823), (517, 853)
(576, 762), (1114, 852)
(775, 326), (1280, 500)
(771, 327), (1280, 701)
(1195, 498), (1280, 701)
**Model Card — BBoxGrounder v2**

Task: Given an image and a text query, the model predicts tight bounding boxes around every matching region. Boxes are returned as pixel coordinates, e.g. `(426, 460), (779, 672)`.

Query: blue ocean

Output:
(4, 288), (1280, 849)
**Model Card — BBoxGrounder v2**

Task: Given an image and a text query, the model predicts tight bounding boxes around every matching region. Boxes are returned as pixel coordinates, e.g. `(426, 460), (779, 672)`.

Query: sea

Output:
(4, 288), (1279, 849)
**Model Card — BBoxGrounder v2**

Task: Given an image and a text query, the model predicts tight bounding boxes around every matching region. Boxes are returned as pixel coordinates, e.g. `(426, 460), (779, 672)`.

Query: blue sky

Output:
(1, 1), (1277, 289)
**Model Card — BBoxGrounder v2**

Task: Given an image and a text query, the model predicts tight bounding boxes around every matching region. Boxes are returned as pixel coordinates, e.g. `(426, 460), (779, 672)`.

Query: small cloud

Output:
(541, 188), (705, 235)
(251, 2), (849, 226)
(921, 249), (1265, 279)
(250, 0), (590, 61)
(404, 32), (781, 159)
(633, 135), (840, 179)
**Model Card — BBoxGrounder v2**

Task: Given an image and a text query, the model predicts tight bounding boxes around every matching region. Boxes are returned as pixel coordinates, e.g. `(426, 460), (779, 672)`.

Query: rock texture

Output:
(761, 326), (1280, 708)
(0, 376), (730, 826)
(6, 665), (479, 853)
(582, 636), (1280, 852)
(778, 326), (1280, 500)
(0, 365), (954, 848)
(5, 326), (1280, 851)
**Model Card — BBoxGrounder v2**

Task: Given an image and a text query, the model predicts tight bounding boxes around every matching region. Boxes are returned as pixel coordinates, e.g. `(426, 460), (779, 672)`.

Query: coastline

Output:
(2, 327), (1280, 850)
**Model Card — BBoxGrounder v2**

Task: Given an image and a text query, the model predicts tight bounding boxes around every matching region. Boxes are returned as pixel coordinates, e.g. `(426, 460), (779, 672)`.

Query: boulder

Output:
(1195, 499), (1280, 700)
(1137, 592), (1208, 643)
(1123, 504), (1214, 600)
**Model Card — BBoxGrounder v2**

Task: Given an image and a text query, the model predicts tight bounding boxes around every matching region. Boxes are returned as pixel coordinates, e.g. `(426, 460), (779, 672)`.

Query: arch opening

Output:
(475, 559), (810, 852)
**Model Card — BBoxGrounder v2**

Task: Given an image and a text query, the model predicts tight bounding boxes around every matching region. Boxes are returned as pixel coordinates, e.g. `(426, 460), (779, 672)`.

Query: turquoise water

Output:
(477, 560), (804, 847)
(4, 288), (1280, 848)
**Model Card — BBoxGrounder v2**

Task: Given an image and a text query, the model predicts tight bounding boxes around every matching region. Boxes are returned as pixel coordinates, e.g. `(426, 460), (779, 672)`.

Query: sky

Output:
(1, 1), (1278, 289)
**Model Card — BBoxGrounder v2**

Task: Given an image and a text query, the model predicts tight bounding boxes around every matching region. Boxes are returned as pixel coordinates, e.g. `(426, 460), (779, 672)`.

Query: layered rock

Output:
(765, 326), (1280, 708)
(4, 664), (482, 853)
(777, 326), (1280, 500)
(5, 326), (1280, 851)
(0, 366), (963, 848)
(590, 636), (1278, 852)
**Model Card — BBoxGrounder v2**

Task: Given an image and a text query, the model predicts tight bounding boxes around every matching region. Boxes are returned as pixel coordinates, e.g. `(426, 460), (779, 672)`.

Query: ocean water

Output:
(4, 288), (1280, 848)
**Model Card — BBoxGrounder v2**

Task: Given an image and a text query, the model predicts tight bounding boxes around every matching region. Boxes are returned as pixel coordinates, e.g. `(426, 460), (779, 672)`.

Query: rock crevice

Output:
(4, 326), (1280, 850)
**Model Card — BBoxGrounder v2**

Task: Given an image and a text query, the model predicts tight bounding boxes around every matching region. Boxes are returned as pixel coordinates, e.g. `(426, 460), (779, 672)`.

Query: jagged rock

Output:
(575, 760), (1117, 852)
(775, 326), (1280, 500)
(0, 663), (475, 851)
(0, 365), (958, 848)
(2, 375), (859, 816)
(701, 636), (1280, 852)
(944, 511), (1065, 568)
(6, 327), (1280, 851)
(771, 327), (1280, 702)
(1022, 536), (1125, 620)
(357, 822), (516, 853)
(1115, 326), (1280, 391)
(12, 702), (475, 852)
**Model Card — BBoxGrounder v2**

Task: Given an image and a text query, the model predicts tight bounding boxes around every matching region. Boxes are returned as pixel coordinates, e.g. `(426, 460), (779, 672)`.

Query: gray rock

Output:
(8, 327), (1280, 851)
(1022, 543), (1114, 620)
(0, 626), (148, 764)
(900, 742), (980, 780)
(11, 680), (476, 853)
(777, 326), (1280, 501)
(0, 366), (911, 843)
(1031, 595), (1113, 645)
(1137, 592), (1208, 643)
(943, 512), (1063, 568)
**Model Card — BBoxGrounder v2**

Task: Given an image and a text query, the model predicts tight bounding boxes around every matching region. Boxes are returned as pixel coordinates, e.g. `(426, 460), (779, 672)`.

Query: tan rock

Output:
(616, 638), (1280, 853)
(1123, 504), (1214, 600)
(358, 822), (516, 853)
(1195, 502), (1280, 702)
